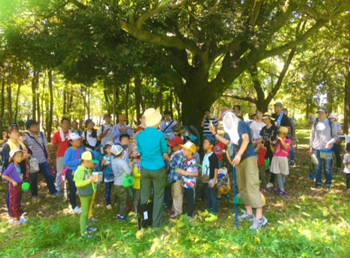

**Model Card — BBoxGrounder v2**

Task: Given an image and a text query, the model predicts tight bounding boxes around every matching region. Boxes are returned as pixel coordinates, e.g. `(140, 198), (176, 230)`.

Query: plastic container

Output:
(92, 172), (103, 183)
(123, 175), (135, 188)
(22, 182), (30, 192)
(320, 149), (333, 160)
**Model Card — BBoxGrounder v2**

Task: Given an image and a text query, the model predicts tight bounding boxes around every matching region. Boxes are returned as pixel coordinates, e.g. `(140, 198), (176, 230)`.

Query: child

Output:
(199, 137), (219, 222)
(101, 142), (115, 209)
(64, 133), (85, 213)
(214, 141), (225, 167)
(131, 152), (141, 211)
(73, 151), (99, 238)
(216, 168), (231, 198)
(112, 144), (132, 221)
(177, 142), (199, 220)
(2, 149), (28, 224)
(118, 134), (131, 166)
(255, 141), (267, 192)
(167, 136), (185, 219)
(344, 142), (350, 194)
(270, 127), (292, 196)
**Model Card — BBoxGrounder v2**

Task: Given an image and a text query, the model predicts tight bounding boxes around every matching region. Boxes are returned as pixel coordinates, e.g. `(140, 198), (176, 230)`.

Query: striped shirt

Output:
(24, 132), (48, 164)
(203, 118), (218, 137)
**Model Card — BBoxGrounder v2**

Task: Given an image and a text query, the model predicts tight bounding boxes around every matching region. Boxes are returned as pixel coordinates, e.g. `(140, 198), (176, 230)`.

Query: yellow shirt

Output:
(132, 165), (141, 190)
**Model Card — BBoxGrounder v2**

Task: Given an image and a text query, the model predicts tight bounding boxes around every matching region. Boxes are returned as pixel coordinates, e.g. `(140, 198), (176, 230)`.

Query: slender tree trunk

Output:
(31, 71), (39, 120)
(134, 76), (142, 121)
(6, 85), (13, 123)
(87, 86), (91, 119)
(169, 89), (173, 116)
(47, 71), (54, 141)
(113, 86), (117, 124)
(344, 53), (350, 134)
(14, 83), (21, 123)
(125, 84), (130, 123)
(0, 80), (5, 139)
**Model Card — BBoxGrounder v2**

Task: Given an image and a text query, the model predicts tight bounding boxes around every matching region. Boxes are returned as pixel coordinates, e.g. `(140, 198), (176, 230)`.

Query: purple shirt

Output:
(2, 163), (23, 183)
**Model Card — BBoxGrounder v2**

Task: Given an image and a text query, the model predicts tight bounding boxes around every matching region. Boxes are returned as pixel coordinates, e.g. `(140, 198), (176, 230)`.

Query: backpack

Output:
(26, 132), (48, 159)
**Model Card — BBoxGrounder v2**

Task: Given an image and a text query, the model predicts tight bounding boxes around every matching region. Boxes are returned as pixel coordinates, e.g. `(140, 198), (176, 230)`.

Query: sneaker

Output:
(89, 217), (98, 223)
(9, 218), (20, 225)
(205, 214), (218, 222)
(117, 216), (127, 221)
(170, 213), (179, 219)
(250, 216), (268, 230)
(106, 204), (112, 210)
(51, 192), (63, 198)
(19, 216), (29, 224)
(198, 210), (211, 217)
(116, 214), (121, 220)
(266, 182), (274, 189)
(279, 191), (287, 197)
(86, 226), (97, 232)
(73, 206), (82, 214)
(273, 188), (280, 194)
(238, 211), (254, 222)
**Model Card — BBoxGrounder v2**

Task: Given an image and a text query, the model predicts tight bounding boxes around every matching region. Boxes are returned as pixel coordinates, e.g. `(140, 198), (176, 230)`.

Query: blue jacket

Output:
(64, 147), (85, 171)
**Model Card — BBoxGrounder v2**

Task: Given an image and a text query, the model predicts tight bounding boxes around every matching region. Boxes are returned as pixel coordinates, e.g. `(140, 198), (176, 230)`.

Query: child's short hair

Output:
(347, 142), (350, 152)
(119, 134), (130, 143)
(204, 136), (216, 147)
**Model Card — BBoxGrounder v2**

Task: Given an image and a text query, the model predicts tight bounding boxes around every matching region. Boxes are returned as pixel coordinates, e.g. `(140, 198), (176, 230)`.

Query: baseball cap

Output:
(274, 102), (283, 107)
(9, 149), (24, 161)
(318, 107), (329, 113)
(181, 141), (197, 154)
(204, 136), (217, 146)
(168, 136), (184, 147)
(69, 133), (81, 141)
(81, 151), (99, 164)
(111, 145), (124, 156)
(26, 119), (38, 129)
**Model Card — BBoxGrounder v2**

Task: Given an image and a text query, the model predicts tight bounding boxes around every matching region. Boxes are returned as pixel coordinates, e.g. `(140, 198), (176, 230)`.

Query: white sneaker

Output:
(73, 206), (82, 214)
(106, 204), (112, 210)
(9, 218), (20, 225)
(20, 217), (29, 224)
(266, 182), (274, 189)
(250, 216), (268, 230)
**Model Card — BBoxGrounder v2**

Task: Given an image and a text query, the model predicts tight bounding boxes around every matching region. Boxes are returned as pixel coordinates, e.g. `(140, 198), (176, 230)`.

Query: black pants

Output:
(333, 142), (342, 169)
(67, 170), (78, 209)
(346, 174), (350, 189)
(184, 188), (195, 217)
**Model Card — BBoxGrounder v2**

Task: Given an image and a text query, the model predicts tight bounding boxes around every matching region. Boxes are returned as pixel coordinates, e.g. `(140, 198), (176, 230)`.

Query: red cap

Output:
(168, 136), (184, 147)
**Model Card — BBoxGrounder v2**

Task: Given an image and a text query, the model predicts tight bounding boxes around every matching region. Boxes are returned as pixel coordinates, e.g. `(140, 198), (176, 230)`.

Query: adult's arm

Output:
(160, 134), (169, 154)
(326, 122), (339, 147)
(2, 144), (10, 169)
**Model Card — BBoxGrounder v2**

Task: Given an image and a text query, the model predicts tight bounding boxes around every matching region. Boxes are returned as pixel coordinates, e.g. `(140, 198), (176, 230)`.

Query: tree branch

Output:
(68, 0), (87, 10)
(222, 94), (256, 103)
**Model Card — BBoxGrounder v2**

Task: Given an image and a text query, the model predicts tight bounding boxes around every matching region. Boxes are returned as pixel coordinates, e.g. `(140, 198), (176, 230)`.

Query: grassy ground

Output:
(1, 130), (350, 258)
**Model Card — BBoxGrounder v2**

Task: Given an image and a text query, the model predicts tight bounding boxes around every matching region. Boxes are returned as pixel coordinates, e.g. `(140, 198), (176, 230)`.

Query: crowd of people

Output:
(1, 102), (349, 238)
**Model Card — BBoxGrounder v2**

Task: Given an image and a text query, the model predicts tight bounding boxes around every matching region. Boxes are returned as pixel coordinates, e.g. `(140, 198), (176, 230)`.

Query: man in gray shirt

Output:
(24, 120), (60, 199)
(309, 108), (338, 190)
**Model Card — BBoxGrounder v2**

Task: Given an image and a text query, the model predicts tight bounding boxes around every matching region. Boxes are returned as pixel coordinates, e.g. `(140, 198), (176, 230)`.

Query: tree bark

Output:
(6, 84), (13, 123)
(134, 76), (142, 121)
(0, 80), (5, 139)
(344, 53), (350, 134)
(125, 84), (130, 123)
(47, 71), (54, 141)
(31, 71), (39, 120)
(14, 83), (21, 123)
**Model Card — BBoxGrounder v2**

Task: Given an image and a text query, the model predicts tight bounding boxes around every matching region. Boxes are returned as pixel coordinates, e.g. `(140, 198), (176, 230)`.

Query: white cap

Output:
(111, 145), (124, 156)
(9, 149), (23, 159)
(69, 133), (81, 141)
(328, 113), (337, 120)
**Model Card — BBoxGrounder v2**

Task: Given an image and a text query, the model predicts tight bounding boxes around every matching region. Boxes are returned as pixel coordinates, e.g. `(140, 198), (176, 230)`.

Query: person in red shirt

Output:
(213, 141), (225, 167)
(52, 118), (71, 193)
(255, 141), (267, 192)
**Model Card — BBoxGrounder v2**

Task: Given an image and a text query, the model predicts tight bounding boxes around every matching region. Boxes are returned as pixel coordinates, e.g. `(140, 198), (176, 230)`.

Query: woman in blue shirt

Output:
(137, 108), (169, 227)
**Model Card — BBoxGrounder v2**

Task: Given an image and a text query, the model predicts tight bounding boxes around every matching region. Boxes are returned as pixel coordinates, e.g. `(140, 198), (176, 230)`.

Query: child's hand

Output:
(90, 175), (99, 182)
(12, 181), (18, 187)
(101, 160), (106, 166)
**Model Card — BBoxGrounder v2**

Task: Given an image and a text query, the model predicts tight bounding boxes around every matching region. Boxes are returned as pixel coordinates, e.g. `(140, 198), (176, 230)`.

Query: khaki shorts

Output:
(235, 156), (262, 208)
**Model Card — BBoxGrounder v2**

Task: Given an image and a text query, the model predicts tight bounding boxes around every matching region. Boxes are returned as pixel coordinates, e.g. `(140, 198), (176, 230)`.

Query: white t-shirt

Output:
(97, 124), (114, 146)
(344, 153), (350, 174)
(84, 131), (98, 151)
(250, 121), (265, 140)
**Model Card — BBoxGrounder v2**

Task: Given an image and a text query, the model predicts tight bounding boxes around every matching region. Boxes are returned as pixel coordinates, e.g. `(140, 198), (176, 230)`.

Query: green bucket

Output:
(22, 182), (30, 192)
(123, 176), (135, 188)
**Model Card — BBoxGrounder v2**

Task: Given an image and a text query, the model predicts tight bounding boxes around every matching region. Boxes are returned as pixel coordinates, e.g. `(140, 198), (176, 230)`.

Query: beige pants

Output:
(171, 180), (183, 215)
(236, 156), (262, 208)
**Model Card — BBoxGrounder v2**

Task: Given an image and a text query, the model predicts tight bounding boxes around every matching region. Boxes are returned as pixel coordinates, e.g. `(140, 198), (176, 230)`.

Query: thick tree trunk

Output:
(344, 53), (350, 134)
(0, 80), (5, 139)
(47, 71), (54, 141)
(6, 85), (13, 123)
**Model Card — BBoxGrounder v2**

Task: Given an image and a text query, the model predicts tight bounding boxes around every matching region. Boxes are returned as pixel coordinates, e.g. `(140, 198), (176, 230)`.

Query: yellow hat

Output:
(81, 151), (99, 164)
(181, 142), (197, 154)
(279, 126), (289, 134)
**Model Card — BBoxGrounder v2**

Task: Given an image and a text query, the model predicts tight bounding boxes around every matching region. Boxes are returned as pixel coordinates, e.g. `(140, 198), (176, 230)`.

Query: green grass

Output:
(1, 130), (350, 257)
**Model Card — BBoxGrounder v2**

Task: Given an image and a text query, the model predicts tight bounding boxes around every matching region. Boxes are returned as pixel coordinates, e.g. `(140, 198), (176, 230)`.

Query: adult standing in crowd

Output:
(201, 109), (218, 138)
(160, 110), (177, 140)
(210, 110), (267, 230)
(71, 121), (82, 136)
(52, 118), (71, 193)
(233, 105), (244, 121)
(273, 102), (291, 129)
(173, 124), (201, 148)
(250, 110), (265, 141)
(283, 109), (297, 166)
(309, 108), (338, 190)
(137, 108), (169, 227)
(328, 113), (342, 173)
(98, 114), (114, 148)
(112, 114), (134, 144)
(260, 112), (278, 189)
(24, 120), (60, 199)
(82, 119), (100, 151)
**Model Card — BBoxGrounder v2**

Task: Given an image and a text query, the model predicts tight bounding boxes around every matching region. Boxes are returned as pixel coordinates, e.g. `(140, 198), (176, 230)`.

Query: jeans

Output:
(276, 174), (287, 189)
(184, 188), (195, 217)
(205, 186), (218, 214)
(333, 143), (342, 169)
(30, 161), (57, 197)
(290, 144), (295, 164)
(105, 182), (113, 205)
(66, 170), (78, 209)
(314, 149), (333, 187)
